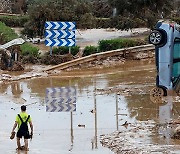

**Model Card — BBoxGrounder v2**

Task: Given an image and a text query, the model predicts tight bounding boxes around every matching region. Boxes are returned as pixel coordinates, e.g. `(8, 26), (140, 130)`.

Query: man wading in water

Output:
(11, 105), (33, 151)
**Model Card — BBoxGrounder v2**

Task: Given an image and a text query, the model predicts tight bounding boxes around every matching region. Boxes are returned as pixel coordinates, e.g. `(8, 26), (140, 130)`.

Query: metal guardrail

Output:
(0, 38), (25, 49)
(44, 44), (155, 71)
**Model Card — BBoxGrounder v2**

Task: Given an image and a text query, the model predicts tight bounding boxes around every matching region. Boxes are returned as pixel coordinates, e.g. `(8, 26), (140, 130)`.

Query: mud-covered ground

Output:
(0, 29), (180, 154)
(0, 58), (180, 154)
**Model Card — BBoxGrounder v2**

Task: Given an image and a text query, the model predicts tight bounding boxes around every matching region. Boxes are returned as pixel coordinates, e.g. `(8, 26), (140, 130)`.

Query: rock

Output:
(172, 125), (180, 139)
(10, 61), (24, 71)
(175, 125), (180, 133)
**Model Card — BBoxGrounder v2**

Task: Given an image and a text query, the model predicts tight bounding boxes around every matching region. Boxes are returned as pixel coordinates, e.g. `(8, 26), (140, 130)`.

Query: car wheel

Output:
(150, 86), (164, 103)
(149, 30), (163, 45)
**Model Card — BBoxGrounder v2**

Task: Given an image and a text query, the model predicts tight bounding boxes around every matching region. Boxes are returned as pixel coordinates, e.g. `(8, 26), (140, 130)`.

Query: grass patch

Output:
(20, 42), (39, 57)
(0, 21), (18, 43)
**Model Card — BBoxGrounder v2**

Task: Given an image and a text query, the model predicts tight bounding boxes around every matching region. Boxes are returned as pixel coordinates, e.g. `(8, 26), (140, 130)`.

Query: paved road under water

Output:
(0, 60), (180, 154)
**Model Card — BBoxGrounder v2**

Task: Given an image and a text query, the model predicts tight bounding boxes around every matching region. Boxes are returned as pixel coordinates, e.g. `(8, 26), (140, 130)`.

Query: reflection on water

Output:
(150, 96), (180, 149)
(0, 61), (180, 153)
(158, 96), (173, 144)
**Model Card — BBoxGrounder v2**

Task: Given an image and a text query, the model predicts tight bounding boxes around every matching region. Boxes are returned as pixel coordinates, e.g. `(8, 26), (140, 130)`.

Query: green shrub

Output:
(52, 46), (80, 56)
(53, 46), (69, 55)
(78, 13), (96, 29)
(21, 21), (37, 38)
(71, 46), (80, 56)
(20, 43), (39, 57)
(133, 18), (146, 28)
(95, 18), (111, 28)
(83, 46), (98, 56)
(108, 16), (147, 30)
(171, 17), (180, 25)
(98, 38), (146, 52)
(0, 21), (18, 44)
(0, 15), (29, 27)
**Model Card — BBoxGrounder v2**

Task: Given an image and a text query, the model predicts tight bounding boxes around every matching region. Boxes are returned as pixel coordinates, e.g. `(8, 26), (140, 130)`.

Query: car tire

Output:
(150, 86), (164, 103)
(149, 30), (167, 46)
(161, 86), (167, 96)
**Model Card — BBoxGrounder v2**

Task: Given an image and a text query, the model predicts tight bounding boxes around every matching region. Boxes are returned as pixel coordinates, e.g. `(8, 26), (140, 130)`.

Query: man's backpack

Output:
(18, 114), (30, 133)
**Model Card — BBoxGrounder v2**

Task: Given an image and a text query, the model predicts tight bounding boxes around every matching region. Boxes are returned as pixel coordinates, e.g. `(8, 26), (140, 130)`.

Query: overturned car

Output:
(149, 20), (180, 100)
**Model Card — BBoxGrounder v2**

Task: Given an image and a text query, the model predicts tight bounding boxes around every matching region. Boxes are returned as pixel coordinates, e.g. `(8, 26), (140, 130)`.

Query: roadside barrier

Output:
(0, 13), (21, 16)
(44, 44), (155, 71)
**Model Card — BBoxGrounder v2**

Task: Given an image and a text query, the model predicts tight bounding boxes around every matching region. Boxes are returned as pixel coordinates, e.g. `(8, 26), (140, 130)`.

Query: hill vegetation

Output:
(0, 0), (179, 39)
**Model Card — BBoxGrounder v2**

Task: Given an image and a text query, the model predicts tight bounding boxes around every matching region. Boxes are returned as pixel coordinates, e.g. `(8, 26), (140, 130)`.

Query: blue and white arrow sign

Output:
(46, 103), (76, 112)
(45, 21), (76, 30)
(45, 97), (76, 104)
(45, 21), (76, 48)
(45, 86), (76, 112)
(45, 30), (75, 39)
(45, 38), (75, 47)
(46, 87), (76, 96)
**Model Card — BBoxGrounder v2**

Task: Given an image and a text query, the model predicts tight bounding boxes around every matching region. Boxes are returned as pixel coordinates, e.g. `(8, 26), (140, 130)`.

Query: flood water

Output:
(0, 60), (180, 154)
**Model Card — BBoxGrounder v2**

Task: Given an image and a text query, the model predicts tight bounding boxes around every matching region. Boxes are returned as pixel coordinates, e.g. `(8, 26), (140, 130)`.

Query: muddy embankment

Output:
(1, 50), (180, 153)
(0, 46), (155, 82)
(0, 28), (151, 82)
(0, 29), (153, 81)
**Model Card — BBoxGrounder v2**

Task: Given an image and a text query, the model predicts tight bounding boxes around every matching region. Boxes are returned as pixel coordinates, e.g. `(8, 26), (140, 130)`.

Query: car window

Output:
(173, 40), (180, 78)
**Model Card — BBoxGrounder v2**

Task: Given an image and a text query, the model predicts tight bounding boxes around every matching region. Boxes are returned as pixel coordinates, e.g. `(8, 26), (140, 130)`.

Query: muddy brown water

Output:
(0, 60), (180, 154)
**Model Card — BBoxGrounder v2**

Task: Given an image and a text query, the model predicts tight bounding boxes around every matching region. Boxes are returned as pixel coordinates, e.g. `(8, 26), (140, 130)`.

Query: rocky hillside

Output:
(0, 0), (25, 14)
(0, 0), (11, 13)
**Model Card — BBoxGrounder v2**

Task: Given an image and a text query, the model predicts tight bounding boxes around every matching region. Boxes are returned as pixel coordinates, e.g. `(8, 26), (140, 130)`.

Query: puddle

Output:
(0, 60), (180, 153)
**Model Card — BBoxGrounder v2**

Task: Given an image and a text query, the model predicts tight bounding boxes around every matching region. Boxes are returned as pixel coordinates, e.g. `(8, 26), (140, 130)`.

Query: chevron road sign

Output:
(46, 103), (76, 112)
(45, 97), (76, 104)
(44, 21), (76, 47)
(45, 86), (76, 112)
(46, 87), (76, 95)
(45, 38), (75, 47)
(45, 30), (75, 39)
(45, 21), (76, 30)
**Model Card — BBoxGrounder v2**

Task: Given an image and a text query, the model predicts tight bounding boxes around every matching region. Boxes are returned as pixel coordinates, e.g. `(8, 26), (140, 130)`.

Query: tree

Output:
(23, 0), (92, 37)
(91, 0), (112, 18)
(108, 0), (172, 17)
(108, 0), (173, 29)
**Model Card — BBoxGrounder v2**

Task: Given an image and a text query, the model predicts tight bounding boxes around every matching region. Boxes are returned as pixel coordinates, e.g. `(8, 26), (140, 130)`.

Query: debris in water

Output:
(172, 125), (180, 139)
(121, 121), (129, 127)
(90, 109), (95, 113)
(78, 124), (85, 128)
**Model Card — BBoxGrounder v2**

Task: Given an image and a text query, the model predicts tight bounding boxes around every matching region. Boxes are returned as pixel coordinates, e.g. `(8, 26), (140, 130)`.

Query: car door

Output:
(172, 39), (180, 87)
